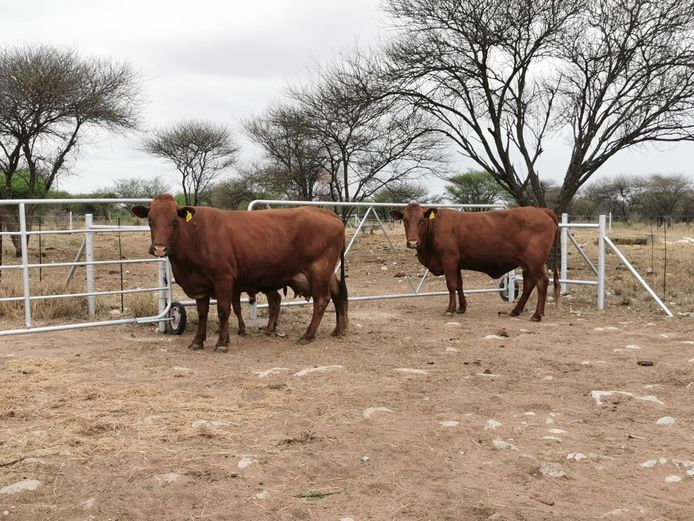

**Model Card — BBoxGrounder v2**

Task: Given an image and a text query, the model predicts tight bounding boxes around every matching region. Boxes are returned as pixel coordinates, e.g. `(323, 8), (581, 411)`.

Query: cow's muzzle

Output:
(407, 240), (418, 249)
(150, 244), (167, 257)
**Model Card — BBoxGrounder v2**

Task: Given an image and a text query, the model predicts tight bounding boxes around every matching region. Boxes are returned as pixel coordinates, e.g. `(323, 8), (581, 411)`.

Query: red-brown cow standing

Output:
(389, 204), (559, 321)
(132, 195), (348, 351)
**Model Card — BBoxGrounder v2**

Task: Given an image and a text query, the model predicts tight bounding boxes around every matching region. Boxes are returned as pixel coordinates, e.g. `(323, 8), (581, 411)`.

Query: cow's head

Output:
(131, 194), (196, 257)
(389, 204), (438, 249)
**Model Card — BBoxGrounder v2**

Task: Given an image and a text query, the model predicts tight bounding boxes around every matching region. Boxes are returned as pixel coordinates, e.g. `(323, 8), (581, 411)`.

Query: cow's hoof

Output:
(530, 315), (542, 322)
(214, 344), (229, 353)
(297, 336), (314, 345)
(456, 308), (467, 314)
(237, 330), (247, 336)
(509, 310), (521, 317)
(443, 311), (455, 317)
(188, 343), (204, 351)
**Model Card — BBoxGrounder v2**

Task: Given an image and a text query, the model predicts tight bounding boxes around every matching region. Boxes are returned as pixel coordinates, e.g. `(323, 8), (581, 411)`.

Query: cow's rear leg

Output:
(455, 269), (466, 314)
(530, 265), (550, 322)
(299, 280), (330, 344)
(509, 270), (536, 318)
(264, 291), (282, 335)
(190, 296), (209, 351)
(232, 290), (247, 336)
(329, 273), (349, 338)
(214, 289), (233, 353)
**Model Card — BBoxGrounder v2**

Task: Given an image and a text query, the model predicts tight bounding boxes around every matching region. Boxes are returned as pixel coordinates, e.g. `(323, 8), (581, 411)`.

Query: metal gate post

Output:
(18, 203), (32, 328)
(85, 214), (96, 318)
(597, 214), (606, 311)
(158, 260), (168, 333)
(560, 213), (568, 295)
(507, 269), (516, 302)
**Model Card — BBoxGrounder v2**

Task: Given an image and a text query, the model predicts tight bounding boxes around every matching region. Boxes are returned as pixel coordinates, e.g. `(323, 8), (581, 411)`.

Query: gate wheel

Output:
(166, 302), (187, 335)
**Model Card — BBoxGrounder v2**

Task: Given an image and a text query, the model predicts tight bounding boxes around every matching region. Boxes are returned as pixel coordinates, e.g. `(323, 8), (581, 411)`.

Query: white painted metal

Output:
(19, 203), (32, 328)
(560, 213), (569, 294)
(597, 215), (606, 311)
(85, 214), (96, 318)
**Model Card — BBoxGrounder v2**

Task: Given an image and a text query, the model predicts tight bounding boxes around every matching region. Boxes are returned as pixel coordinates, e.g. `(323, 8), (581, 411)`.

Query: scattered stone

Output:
(492, 439), (518, 451)
(542, 375), (554, 381)
(656, 416), (675, 426)
(625, 344), (641, 350)
(445, 346), (459, 353)
(665, 475), (682, 483)
(0, 480), (42, 495)
(485, 419), (502, 430)
(340, 518), (355, 521)
(637, 360), (654, 367)
(173, 366), (192, 376)
(361, 456), (370, 463)
(444, 321), (461, 327)
(254, 490), (268, 499)
(541, 436), (563, 443)
(238, 455), (254, 469)
(393, 368), (428, 375)
(81, 498), (95, 510)
(294, 365), (343, 377)
(548, 428), (567, 434)
(539, 463), (567, 478)
(590, 390), (664, 407)
(593, 326), (620, 332)
(523, 411), (536, 417)
(603, 508), (630, 517)
(440, 420), (459, 428)
(362, 406), (393, 419)
(255, 367), (290, 378)
(483, 334), (505, 340)
(154, 473), (180, 484)
(191, 420), (231, 429)
(567, 453), (587, 462)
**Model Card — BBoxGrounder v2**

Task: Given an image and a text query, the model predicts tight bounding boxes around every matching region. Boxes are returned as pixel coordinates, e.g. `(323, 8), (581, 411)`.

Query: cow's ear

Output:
(131, 205), (149, 218)
(389, 210), (404, 220)
(424, 208), (439, 221)
(177, 207), (196, 222)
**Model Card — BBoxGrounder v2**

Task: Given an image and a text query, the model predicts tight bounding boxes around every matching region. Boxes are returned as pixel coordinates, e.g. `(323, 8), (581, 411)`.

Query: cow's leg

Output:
(455, 269), (467, 314)
(509, 270), (535, 317)
(530, 265), (550, 322)
(190, 296), (209, 351)
(299, 277), (330, 344)
(329, 273), (349, 338)
(442, 262), (459, 316)
(264, 291), (281, 335)
(214, 286), (233, 353)
(232, 290), (246, 336)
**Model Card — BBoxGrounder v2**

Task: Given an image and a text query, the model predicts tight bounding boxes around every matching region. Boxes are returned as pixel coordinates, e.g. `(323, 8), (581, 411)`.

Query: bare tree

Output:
(0, 44), (141, 255)
(382, 0), (694, 213)
(143, 120), (239, 206)
(446, 171), (512, 208)
(583, 175), (648, 223)
(110, 175), (171, 199)
(640, 174), (692, 224)
(244, 104), (327, 200)
(290, 52), (445, 214)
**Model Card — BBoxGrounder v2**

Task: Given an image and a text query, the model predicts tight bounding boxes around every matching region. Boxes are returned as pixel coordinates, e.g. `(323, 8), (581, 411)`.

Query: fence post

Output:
(560, 213), (568, 295)
(19, 203), (32, 328)
(597, 214), (606, 311)
(85, 214), (96, 318)
(507, 269), (516, 302)
(158, 260), (168, 333)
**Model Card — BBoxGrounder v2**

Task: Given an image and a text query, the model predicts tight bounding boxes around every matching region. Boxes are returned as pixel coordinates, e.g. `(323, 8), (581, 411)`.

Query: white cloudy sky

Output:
(2, 0), (693, 196)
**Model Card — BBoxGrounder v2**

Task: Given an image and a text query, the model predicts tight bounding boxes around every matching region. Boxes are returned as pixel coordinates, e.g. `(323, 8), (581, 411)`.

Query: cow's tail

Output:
(339, 244), (348, 305)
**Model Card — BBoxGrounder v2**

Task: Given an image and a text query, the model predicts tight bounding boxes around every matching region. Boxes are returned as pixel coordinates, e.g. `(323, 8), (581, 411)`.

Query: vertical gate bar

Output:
(158, 259), (168, 333)
(597, 214), (606, 311)
(560, 213), (568, 295)
(507, 269), (516, 302)
(85, 214), (96, 318)
(19, 203), (32, 328)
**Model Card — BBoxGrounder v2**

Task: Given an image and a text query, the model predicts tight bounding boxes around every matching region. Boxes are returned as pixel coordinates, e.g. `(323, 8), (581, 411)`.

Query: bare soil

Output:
(1, 221), (694, 520)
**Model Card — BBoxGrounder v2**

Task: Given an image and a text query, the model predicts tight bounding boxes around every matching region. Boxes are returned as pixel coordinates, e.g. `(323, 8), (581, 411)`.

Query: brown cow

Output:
(389, 204), (559, 321)
(132, 195), (348, 351)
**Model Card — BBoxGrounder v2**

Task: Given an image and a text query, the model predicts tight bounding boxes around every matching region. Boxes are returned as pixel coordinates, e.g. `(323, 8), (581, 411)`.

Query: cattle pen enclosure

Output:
(1, 204), (694, 520)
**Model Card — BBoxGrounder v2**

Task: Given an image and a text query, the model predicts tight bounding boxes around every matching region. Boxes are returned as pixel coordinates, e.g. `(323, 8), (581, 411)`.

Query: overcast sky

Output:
(2, 0), (693, 197)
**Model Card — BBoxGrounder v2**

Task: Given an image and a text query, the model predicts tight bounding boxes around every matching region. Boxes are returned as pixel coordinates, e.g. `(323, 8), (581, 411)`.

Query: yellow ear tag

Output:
(185, 211), (192, 223)
(428, 212), (436, 220)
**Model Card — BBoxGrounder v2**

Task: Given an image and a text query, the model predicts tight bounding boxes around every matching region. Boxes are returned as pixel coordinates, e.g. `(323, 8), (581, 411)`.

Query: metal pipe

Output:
(560, 213), (568, 294)
(247, 199), (507, 211)
(568, 232), (598, 276)
(18, 203), (32, 328)
(597, 215), (606, 311)
(85, 214), (96, 318)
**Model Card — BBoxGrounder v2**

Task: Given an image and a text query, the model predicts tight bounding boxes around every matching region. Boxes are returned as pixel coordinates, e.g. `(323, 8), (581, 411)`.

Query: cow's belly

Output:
(463, 260), (519, 279)
(172, 267), (215, 299)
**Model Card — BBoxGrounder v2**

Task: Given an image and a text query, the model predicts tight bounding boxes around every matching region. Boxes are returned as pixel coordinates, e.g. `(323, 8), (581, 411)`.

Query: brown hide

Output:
(132, 194), (348, 350)
(390, 204), (558, 321)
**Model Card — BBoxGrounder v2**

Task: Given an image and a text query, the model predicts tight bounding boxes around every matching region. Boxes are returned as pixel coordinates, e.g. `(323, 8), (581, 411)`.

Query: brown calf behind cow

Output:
(132, 195), (348, 351)
(390, 203), (559, 321)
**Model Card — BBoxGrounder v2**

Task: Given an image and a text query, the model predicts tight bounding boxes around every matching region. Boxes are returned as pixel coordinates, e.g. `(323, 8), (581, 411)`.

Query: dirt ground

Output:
(1, 221), (694, 520)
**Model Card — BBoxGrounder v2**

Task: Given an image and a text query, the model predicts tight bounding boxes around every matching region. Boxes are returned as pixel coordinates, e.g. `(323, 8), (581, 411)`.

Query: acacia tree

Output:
(143, 121), (239, 206)
(382, 0), (694, 212)
(290, 52), (445, 214)
(446, 171), (511, 208)
(583, 175), (648, 223)
(244, 104), (327, 200)
(0, 44), (141, 255)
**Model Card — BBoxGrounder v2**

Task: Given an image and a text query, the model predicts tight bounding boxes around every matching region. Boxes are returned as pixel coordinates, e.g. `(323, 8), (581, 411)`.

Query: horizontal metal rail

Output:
(0, 285), (168, 304)
(0, 257), (162, 271)
(248, 199), (507, 211)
